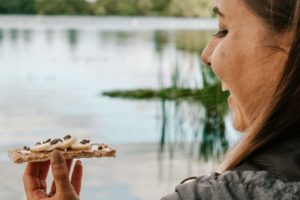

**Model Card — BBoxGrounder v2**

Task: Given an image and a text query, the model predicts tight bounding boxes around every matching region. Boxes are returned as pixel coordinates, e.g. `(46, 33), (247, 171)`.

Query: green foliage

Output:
(36, 0), (93, 15)
(151, 0), (171, 13)
(93, 0), (117, 15)
(102, 82), (228, 107)
(103, 88), (204, 101)
(0, 0), (214, 17)
(136, 0), (154, 15)
(0, 0), (36, 14)
(93, 0), (213, 17)
(175, 30), (215, 53)
(94, 0), (139, 15)
(166, 0), (214, 17)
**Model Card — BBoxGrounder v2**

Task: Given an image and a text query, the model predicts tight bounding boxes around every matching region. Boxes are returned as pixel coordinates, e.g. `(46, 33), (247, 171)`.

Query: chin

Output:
(233, 121), (247, 132)
(232, 112), (247, 132)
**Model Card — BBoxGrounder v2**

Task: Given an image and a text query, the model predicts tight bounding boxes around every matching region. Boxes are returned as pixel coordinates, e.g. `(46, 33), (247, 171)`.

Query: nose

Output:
(201, 39), (216, 67)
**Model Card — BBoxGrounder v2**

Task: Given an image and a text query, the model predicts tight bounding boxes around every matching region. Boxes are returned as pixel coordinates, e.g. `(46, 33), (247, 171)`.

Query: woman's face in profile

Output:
(201, 0), (291, 132)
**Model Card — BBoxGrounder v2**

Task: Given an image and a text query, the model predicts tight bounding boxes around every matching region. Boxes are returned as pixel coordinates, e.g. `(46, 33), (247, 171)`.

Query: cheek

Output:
(210, 43), (240, 83)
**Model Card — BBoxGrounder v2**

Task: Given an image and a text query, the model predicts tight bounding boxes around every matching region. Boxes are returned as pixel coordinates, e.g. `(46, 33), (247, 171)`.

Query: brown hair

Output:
(221, 0), (300, 171)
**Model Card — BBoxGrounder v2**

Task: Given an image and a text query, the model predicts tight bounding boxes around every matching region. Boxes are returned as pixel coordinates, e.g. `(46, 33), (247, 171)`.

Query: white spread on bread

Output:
(59, 135), (77, 149)
(47, 138), (64, 151)
(30, 140), (51, 152)
(71, 139), (91, 150)
(25, 136), (111, 154)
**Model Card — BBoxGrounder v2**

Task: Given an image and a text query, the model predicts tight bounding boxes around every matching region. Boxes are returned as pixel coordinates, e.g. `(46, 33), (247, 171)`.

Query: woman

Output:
(23, 0), (300, 199)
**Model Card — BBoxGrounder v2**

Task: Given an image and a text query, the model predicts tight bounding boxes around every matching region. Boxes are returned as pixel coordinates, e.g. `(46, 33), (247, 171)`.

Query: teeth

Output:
(222, 83), (229, 92)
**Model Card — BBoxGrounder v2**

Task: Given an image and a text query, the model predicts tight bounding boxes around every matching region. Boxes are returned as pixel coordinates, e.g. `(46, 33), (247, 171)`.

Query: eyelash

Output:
(213, 29), (228, 38)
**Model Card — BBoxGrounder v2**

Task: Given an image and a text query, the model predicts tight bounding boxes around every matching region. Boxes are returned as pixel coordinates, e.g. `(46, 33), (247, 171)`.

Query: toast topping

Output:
(59, 135), (77, 149)
(71, 139), (91, 150)
(20, 135), (111, 153)
(30, 140), (51, 152)
(8, 135), (116, 164)
(43, 139), (51, 144)
(48, 138), (63, 151)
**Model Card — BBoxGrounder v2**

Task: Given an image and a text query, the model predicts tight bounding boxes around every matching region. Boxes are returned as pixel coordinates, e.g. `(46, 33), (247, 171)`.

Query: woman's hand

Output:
(23, 150), (83, 200)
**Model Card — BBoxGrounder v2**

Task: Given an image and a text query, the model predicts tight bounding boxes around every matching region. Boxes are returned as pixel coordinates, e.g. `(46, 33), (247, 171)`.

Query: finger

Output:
(38, 160), (50, 180)
(50, 180), (56, 196)
(50, 159), (73, 195)
(23, 162), (48, 199)
(39, 161), (50, 192)
(66, 159), (73, 174)
(23, 162), (40, 194)
(50, 150), (72, 193)
(71, 160), (83, 195)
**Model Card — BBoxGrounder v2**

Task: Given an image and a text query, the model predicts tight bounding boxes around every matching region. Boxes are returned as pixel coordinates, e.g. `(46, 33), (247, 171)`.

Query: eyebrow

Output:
(213, 6), (225, 18)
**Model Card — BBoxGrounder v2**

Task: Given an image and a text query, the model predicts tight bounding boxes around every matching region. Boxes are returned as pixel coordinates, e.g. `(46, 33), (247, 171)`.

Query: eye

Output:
(213, 29), (228, 38)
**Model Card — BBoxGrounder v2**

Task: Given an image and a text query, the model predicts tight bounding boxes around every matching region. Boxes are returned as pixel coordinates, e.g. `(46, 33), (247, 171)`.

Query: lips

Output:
(227, 95), (233, 108)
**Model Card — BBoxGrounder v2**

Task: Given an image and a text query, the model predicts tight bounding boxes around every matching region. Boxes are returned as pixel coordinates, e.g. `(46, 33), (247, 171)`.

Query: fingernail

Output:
(52, 150), (63, 165)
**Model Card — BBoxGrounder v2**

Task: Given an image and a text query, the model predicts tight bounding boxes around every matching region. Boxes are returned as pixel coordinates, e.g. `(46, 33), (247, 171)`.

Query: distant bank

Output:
(0, 0), (215, 18)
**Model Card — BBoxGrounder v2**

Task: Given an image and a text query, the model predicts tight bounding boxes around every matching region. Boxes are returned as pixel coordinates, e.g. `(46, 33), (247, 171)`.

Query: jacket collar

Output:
(234, 133), (300, 182)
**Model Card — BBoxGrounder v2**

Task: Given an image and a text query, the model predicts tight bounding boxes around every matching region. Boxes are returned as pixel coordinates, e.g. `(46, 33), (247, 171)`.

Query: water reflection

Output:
(175, 30), (214, 53)
(0, 29), (4, 45)
(46, 29), (54, 44)
(9, 29), (18, 43)
(22, 30), (33, 43)
(102, 30), (232, 161)
(154, 30), (230, 161)
(67, 29), (79, 48)
(157, 83), (229, 162)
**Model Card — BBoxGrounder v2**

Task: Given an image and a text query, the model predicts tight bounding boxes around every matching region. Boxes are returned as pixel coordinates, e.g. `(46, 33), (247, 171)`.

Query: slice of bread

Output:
(8, 143), (116, 164)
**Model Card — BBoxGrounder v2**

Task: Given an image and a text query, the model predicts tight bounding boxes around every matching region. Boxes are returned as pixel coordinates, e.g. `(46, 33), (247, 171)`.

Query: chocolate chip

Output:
(98, 146), (103, 150)
(35, 142), (42, 146)
(80, 139), (90, 144)
(43, 139), (51, 144)
(64, 135), (71, 140)
(51, 139), (62, 145)
(23, 146), (30, 151)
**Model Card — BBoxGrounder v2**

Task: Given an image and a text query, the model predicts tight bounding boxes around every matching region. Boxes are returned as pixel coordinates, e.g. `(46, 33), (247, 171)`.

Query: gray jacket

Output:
(161, 171), (300, 200)
(161, 133), (300, 200)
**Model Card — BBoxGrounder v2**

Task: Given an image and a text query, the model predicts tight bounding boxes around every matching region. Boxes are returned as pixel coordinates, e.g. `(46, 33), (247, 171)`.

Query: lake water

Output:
(0, 16), (240, 200)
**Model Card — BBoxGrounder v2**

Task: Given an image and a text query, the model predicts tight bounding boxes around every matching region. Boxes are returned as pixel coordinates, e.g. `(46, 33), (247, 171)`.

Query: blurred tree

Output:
(0, 0), (36, 14)
(166, 0), (214, 17)
(136, 0), (154, 15)
(94, 0), (117, 15)
(94, 0), (139, 16)
(151, 0), (171, 14)
(0, 0), (215, 17)
(36, 0), (93, 15)
(114, 0), (138, 15)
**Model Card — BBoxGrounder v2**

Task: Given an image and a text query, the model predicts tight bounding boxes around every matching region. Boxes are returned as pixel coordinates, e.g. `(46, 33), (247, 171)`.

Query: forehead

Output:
(216, 0), (273, 43)
(215, 0), (265, 29)
(216, 0), (251, 20)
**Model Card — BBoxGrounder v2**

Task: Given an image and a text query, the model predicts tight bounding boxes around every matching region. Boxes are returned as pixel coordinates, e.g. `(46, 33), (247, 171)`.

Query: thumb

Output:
(51, 150), (72, 192)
